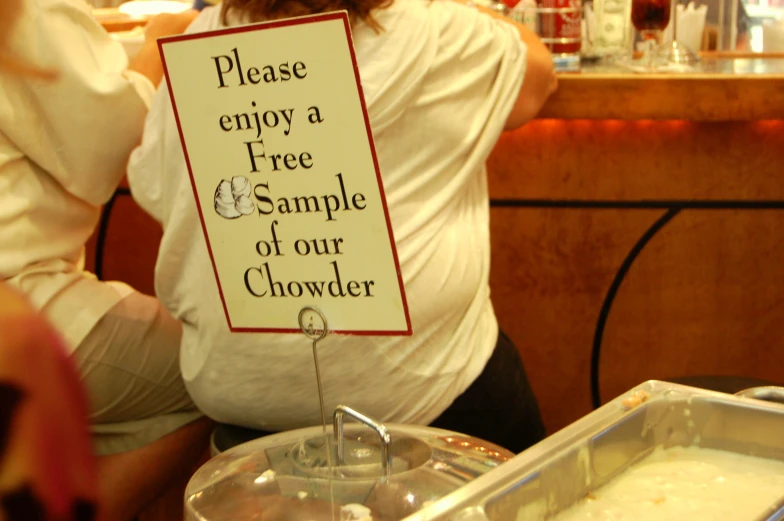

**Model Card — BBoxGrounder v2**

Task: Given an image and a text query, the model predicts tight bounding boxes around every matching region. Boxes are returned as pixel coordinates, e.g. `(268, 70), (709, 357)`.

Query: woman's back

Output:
(129, 0), (529, 430)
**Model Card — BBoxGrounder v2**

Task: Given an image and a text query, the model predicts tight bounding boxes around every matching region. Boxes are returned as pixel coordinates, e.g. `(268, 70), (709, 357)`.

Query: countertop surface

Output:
(540, 54), (784, 121)
(93, 5), (782, 122)
(575, 54), (784, 76)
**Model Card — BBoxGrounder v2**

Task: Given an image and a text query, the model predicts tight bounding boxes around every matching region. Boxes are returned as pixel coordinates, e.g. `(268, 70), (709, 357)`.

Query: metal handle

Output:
(735, 386), (784, 405)
(333, 405), (392, 478)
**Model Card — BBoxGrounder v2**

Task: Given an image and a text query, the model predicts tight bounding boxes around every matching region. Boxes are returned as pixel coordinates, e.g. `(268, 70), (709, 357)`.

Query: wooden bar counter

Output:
(88, 55), (784, 436)
(487, 55), (784, 433)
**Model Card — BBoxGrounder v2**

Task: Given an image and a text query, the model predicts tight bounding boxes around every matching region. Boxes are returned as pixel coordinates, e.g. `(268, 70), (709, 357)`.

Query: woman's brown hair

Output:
(221, 0), (394, 32)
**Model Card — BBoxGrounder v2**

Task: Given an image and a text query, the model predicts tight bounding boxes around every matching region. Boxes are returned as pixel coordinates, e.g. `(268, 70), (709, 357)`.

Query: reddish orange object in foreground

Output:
(0, 285), (99, 520)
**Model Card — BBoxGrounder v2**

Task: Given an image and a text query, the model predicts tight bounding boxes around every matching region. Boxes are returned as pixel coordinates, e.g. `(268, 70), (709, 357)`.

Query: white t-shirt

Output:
(128, 0), (527, 429)
(0, 0), (154, 350)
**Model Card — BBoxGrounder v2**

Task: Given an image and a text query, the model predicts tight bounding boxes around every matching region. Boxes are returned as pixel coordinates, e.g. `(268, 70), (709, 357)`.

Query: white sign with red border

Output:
(158, 12), (411, 335)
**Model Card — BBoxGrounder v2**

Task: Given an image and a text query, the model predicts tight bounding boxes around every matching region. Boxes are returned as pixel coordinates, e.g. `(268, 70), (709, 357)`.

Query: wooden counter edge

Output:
(94, 7), (149, 33)
(536, 53), (784, 121)
(537, 74), (784, 121)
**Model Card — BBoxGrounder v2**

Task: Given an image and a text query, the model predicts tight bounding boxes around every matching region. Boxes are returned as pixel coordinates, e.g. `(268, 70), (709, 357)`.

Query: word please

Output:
(244, 261), (375, 298)
(212, 48), (307, 89)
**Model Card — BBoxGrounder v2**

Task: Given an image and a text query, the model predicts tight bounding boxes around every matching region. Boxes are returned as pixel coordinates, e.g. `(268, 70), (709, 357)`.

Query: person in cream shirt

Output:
(129, 0), (557, 453)
(0, 1), (211, 519)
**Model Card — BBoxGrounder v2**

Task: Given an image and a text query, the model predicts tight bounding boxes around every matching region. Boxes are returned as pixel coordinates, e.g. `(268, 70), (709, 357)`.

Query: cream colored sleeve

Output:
(127, 83), (173, 224)
(4, 0), (155, 206)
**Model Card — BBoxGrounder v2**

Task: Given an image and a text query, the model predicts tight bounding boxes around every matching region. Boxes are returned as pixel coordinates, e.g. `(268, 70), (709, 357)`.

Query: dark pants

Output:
(429, 330), (546, 454)
(213, 330), (546, 454)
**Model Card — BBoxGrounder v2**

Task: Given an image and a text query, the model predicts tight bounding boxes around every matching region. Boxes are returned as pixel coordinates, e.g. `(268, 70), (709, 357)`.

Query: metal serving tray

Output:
(402, 380), (784, 521)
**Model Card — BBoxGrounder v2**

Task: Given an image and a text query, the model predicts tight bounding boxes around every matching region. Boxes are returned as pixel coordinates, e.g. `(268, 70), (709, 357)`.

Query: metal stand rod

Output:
(299, 306), (330, 433)
(312, 340), (327, 431)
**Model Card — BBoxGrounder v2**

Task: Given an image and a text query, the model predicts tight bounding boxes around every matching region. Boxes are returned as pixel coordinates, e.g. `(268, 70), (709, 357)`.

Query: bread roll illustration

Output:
(215, 179), (241, 219)
(235, 194), (255, 215)
(231, 176), (252, 199)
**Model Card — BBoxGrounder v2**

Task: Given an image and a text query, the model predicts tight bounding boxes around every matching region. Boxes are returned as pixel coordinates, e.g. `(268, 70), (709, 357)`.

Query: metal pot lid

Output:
(185, 405), (512, 521)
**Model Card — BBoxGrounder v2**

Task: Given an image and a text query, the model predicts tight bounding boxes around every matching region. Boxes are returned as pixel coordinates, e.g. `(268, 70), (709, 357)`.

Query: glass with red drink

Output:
(631, 0), (670, 68)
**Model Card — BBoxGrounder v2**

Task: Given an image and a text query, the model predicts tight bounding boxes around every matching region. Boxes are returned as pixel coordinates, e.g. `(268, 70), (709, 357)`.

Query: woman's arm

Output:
(128, 10), (200, 86)
(3, 2), (194, 206)
(455, 0), (558, 129)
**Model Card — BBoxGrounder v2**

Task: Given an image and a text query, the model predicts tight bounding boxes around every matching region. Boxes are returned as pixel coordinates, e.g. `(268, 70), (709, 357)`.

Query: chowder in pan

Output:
(553, 445), (784, 521)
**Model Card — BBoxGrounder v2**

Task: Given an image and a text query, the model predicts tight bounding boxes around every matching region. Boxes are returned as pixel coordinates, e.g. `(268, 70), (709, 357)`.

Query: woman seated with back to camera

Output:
(128, 0), (557, 453)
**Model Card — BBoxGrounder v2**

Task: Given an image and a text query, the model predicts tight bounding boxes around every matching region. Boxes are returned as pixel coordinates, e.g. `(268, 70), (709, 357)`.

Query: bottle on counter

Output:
(510, 0), (541, 34)
(539, 0), (583, 69)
